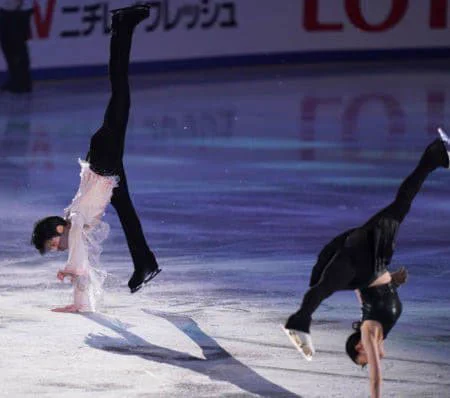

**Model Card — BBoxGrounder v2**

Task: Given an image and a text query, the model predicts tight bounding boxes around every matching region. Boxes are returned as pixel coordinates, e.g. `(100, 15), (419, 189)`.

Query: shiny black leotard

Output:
(360, 282), (402, 338)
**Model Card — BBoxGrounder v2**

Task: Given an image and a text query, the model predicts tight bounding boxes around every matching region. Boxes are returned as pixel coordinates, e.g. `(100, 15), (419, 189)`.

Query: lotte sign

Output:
(304, 0), (448, 32)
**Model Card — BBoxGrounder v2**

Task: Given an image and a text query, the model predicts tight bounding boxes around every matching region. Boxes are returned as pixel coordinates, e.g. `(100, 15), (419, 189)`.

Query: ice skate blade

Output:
(282, 325), (314, 361)
(437, 128), (450, 168)
(130, 268), (162, 294)
(438, 127), (450, 144)
(144, 268), (161, 284)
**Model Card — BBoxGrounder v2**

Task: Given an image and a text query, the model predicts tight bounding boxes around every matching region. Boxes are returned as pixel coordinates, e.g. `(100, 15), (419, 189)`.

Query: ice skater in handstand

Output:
(284, 129), (450, 397)
(30, 4), (160, 312)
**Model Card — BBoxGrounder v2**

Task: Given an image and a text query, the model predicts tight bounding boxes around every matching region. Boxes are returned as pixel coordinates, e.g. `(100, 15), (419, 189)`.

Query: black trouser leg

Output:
(111, 165), (158, 273)
(11, 10), (32, 91)
(0, 10), (14, 86)
(0, 9), (32, 92)
(88, 25), (133, 172)
(364, 138), (448, 226)
(286, 250), (356, 333)
(88, 22), (156, 274)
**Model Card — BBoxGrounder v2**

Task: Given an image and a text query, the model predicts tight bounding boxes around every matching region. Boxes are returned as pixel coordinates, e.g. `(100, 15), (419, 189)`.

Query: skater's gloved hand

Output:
(391, 266), (408, 287)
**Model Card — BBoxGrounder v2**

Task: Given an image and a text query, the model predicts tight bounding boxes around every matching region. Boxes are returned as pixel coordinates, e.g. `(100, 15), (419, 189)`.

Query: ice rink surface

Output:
(1, 61), (450, 397)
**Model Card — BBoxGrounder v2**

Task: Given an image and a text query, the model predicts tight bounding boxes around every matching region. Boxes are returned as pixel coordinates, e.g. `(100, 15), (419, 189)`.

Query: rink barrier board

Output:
(1, 46), (449, 82)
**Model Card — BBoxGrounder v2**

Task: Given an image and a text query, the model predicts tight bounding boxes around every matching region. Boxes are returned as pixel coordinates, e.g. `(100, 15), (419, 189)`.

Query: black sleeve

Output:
(373, 218), (399, 270)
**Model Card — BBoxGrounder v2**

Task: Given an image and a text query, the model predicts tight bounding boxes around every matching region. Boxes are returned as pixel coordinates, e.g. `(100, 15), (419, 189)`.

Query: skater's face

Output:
(44, 235), (62, 252)
(354, 340), (384, 366)
(44, 225), (68, 253)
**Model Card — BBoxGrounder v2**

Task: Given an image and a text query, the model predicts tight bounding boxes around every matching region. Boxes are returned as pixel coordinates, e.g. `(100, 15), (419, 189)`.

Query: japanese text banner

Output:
(0, 0), (449, 72)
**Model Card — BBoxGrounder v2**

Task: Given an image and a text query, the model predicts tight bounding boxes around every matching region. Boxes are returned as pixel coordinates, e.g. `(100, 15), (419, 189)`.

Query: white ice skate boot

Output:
(282, 326), (316, 361)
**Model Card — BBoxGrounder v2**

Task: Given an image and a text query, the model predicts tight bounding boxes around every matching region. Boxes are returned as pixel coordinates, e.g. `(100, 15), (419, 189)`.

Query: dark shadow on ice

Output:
(83, 311), (300, 397)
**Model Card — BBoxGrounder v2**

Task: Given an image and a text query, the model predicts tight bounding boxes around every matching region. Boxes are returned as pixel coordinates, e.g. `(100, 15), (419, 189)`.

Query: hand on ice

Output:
(51, 304), (80, 313)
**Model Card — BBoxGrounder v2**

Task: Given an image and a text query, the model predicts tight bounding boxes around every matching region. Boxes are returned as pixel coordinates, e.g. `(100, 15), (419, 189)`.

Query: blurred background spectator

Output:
(0, 0), (34, 94)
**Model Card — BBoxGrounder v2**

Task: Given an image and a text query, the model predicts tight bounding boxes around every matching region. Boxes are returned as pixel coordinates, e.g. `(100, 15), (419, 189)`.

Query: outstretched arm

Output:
(57, 213), (88, 280)
(361, 322), (383, 398)
(53, 213), (92, 312)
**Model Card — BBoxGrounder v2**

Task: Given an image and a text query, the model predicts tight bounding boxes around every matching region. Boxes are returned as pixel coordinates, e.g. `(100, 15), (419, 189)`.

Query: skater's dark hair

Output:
(345, 321), (364, 368)
(31, 216), (67, 254)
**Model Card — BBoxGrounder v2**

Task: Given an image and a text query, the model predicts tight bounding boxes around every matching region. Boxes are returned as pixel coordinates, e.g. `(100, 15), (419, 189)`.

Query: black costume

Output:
(286, 138), (448, 334)
(360, 282), (402, 338)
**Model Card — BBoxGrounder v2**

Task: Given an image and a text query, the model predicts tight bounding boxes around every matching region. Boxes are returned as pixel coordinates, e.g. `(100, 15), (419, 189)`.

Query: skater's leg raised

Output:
(88, 5), (150, 174)
(363, 136), (449, 227)
(87, 5), (160, 292)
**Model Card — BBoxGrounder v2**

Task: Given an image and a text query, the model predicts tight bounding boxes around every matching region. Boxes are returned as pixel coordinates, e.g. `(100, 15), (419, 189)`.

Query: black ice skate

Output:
(111, 3), (151, 32)
(128, 265), (161, 293)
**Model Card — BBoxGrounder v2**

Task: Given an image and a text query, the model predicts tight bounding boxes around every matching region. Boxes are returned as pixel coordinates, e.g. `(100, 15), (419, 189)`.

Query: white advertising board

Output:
(0, 0), (449, 74)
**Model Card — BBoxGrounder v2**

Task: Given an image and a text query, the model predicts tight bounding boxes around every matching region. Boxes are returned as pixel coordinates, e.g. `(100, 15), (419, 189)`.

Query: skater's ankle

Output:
(285, 312), (311, 334)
